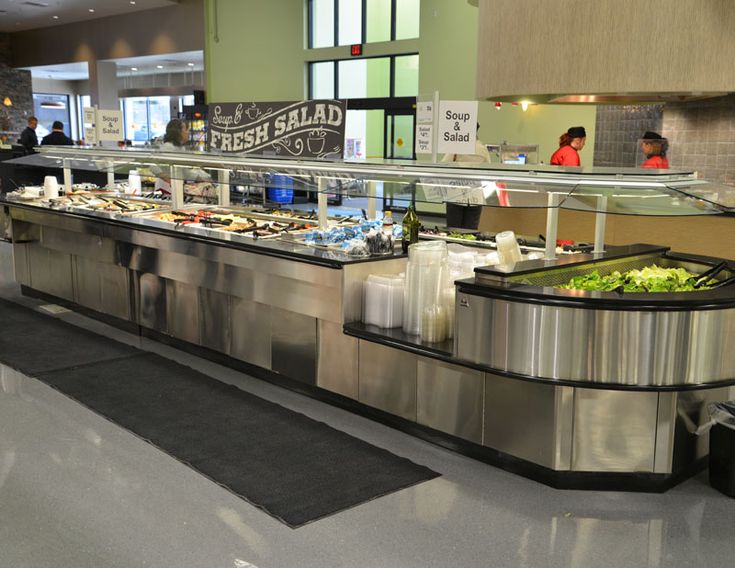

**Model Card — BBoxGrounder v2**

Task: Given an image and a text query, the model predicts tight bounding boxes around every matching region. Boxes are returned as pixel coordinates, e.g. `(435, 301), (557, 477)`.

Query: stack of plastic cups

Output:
(403, 240), (449, 340)
(496, 230), (523, 264)
(363, 273), (405, 328)
(43, 176), (59, 198)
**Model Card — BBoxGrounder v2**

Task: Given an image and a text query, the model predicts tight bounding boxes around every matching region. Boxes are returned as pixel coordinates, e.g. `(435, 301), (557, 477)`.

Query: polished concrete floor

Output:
(1, 240), (734, 568)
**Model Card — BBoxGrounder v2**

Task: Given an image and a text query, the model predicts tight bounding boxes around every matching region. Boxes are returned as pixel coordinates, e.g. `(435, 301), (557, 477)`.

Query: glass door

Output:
(384, 110), (415, 160)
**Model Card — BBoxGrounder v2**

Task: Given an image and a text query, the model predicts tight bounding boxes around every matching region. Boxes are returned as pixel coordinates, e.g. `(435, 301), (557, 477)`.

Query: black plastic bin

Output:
(710, 423), (735, 497)
(446, 203), (482, 230)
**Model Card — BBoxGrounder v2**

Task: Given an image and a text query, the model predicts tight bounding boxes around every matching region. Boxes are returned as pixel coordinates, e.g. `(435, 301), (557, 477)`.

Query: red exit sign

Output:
(350, 44), (363, 56)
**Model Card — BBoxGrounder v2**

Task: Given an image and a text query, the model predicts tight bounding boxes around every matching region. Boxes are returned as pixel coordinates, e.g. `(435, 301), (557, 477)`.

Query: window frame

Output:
(308, 52), (418, 100)
(308, 0), (408, 48)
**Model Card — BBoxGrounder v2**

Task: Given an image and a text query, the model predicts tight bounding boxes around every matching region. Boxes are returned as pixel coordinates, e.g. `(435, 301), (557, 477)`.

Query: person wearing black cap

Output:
(550, 126), (586, 166)
(640, 131), (669, 169)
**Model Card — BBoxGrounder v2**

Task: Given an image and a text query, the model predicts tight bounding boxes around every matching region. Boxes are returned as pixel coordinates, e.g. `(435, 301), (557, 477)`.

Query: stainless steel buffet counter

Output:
(5, 147), (735, 491)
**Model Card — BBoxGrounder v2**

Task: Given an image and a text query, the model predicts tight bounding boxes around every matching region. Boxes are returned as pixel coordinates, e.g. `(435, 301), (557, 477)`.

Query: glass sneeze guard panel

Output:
(15, 146), (733, 216)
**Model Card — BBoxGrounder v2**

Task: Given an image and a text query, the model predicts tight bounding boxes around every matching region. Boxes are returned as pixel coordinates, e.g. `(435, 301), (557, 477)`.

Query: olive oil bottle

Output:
(401, 206), (420, 253)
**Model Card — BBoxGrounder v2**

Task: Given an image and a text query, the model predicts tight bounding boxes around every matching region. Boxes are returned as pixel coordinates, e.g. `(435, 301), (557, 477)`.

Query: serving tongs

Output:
(694, 261), (728, 288)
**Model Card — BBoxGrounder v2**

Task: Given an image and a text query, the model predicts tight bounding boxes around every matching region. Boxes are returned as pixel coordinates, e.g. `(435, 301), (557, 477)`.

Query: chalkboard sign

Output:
(208, 100), (347, 158)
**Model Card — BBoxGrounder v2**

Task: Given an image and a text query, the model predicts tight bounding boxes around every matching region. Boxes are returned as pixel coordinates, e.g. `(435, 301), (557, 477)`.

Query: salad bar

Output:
(5, 146), (735, 491)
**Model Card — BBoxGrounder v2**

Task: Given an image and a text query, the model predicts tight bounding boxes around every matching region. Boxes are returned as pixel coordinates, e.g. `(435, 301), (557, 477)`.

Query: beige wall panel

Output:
(478, 0), (735, 100)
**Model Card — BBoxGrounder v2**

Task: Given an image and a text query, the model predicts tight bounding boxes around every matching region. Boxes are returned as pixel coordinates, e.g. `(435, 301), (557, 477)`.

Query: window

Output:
(121, 96), (173, 145)
(32, 94), (72, 140)
(309, 54), (418, 99)
(308, 0), (419, 48)
(309, 55), (418, 161)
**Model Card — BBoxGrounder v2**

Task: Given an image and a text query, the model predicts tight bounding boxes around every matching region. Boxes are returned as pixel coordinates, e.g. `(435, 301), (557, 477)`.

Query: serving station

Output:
(3, 146), (735, 490)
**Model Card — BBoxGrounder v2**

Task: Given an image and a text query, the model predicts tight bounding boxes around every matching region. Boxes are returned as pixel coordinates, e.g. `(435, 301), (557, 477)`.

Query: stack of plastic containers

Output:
(363, 274), (404, 328)
(403, 241), (452, 342)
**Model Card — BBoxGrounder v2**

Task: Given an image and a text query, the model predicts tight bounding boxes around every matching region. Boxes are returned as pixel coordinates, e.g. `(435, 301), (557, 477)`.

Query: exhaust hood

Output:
(476, 0), (735, 104)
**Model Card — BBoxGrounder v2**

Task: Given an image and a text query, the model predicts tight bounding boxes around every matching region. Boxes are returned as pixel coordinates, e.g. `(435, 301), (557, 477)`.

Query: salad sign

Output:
(208, 100), (347, 158)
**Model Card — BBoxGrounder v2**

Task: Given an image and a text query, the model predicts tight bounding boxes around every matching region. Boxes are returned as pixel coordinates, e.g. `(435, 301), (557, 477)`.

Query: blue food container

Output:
(267, 174), (294, 204)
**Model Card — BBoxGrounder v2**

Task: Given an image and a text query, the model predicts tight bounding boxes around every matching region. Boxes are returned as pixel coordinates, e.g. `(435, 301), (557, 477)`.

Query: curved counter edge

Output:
(344, 322), (735, 392)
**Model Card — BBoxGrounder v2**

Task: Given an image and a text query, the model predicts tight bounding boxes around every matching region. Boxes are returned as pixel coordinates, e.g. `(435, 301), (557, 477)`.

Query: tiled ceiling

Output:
(0, 0), (179, 32)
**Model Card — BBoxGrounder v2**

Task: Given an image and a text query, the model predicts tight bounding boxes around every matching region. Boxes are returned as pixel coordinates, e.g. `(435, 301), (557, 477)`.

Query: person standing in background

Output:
(640, 131), (669, 169)
(441, 123), (492, 229)
(18, 116), (38, 154)
(550, 126), (586, 166)
(441, 123), (492, 164)
(41, 121), (73, 146)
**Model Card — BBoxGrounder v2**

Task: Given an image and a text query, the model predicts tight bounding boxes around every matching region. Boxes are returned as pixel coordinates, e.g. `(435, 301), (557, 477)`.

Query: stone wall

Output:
(662, 94), (735, 185)
(593, 105), (664, 167)
(0, 32), (34, 141)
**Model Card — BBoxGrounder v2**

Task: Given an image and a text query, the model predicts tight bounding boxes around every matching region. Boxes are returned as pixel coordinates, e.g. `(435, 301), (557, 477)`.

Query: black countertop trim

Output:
(456, 279), (735, 312)
(2, 200), (407, 269)
(344, 322), (735, 392)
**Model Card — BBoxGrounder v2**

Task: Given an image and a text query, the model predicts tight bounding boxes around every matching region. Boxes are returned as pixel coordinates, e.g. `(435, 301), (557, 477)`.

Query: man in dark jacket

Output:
(18, 116), (38, 153)
(41, 121), (74, 146)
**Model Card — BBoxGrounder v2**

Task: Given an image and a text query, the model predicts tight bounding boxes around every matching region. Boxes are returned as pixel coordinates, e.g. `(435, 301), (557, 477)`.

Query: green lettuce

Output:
(557, 265), (711, 293)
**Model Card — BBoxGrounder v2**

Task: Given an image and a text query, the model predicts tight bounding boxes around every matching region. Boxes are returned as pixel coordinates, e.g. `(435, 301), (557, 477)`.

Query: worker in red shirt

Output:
(640, 131), (669, 169)
(550, 126), (586, 166)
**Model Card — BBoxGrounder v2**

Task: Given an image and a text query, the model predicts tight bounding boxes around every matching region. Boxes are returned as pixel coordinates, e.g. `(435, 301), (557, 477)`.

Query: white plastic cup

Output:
(128, 170), (142, 195)
(43, 176), (59, 198)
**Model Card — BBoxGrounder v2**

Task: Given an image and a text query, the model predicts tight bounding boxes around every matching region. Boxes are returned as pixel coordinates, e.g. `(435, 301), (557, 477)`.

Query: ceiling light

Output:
(131, 67), (138, 71)
(187, 62), (195, 67)
(520, 101), (530, 112)
(52, 15), (59, 19)
(130, 1), (136, 4)
(3, 97), (12, 107)
(156, 65), (163, 69)
(88, 9), (95, 13)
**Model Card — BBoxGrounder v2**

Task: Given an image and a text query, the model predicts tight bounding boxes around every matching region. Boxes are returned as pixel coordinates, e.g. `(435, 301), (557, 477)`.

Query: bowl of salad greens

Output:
(557, 265), (712, 293)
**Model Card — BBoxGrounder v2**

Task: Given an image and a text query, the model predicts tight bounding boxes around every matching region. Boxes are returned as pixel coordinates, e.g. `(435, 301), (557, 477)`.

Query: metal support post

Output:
(594, 195), (608, 254)
(106, 160), (115, 191)
(367, 181), (377, 220)
(63, 159), (72, 194)
(218, 169), (230, 207)
(317, 177), (328, 230)
(171, 165), (185, 210)
(545, 192), (560, 260)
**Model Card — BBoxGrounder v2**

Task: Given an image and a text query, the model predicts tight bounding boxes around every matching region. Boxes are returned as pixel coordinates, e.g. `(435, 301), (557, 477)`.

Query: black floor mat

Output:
(0, 299), (439, 527)
(0, 299), (139, 374)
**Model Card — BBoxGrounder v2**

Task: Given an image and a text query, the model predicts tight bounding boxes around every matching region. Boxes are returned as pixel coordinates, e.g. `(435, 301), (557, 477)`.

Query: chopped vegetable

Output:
(557, 265), (713, 293)
(447, 232), (477, 241)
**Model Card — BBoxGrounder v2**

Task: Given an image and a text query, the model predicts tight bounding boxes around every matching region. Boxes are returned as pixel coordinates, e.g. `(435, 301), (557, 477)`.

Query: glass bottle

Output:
(401, 205), (420, 253)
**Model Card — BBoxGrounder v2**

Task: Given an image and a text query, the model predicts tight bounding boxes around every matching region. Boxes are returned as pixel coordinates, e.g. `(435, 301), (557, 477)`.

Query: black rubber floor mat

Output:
(0, 299), (439, 527)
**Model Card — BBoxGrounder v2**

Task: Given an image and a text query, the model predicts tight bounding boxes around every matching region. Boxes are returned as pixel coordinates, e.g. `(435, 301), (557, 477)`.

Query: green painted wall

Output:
(417, 0), (597, 166)
(204, 0), (304, 102)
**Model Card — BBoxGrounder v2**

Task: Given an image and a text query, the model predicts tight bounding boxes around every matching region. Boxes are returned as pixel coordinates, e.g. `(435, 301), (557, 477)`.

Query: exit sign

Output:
(350, 44), (363, 56)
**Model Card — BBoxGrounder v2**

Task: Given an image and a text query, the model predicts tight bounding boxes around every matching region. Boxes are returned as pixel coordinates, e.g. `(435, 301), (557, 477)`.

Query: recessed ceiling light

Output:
(156, 65), (163, 69)
(187, 62), (195, 67)
(52, 15), (58, 19)
(88, 8), (95, 13)
(130, 1), (136, 4)
(131, 67), (138, 71)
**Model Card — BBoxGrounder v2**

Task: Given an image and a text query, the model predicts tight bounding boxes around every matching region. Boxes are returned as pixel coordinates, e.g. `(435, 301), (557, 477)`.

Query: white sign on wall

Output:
(437, 100), (478, 155)
(416, 101), (434, 124)
(83, 107), (96, 125)
(416, 124), (433, 154)
(84, 126), (97, 145)
(97, 109), (123, 141)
